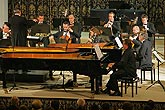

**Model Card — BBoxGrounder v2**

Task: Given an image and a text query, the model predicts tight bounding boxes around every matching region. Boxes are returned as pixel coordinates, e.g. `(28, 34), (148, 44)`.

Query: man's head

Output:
(123, 39), (132, 50)
(37, 14), (44, 23)
(138, 31), (148, 42)
(68, 14), (75, 24)
(62, 21), (70, 31)
(2, 22), (10, 33)
(14, 8), (21, 16)
(141, 14), (148, 24)
(108, 12), (115, 22)
(132, 25), (140, 34)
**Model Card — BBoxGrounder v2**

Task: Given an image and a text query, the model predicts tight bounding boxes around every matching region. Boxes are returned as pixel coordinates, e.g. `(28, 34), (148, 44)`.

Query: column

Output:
(0, 0), (8, 26)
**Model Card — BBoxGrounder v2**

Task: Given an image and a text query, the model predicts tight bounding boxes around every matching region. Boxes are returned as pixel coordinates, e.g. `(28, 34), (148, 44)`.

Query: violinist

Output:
(53, 21), (80, 43)
(68, 14), (82, 43)
(0, 22), (12, 46)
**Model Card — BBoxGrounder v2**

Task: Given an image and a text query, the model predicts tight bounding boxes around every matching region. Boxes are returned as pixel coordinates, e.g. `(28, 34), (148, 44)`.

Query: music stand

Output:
(146, 50), (165, 91)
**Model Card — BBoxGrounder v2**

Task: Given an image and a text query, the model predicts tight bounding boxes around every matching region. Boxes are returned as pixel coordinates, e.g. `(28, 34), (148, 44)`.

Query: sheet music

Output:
(153, 51), (165, 63)
(94, 44), (103, 60)
(115, 37), (123, 49)
(27, 36), (40, 39)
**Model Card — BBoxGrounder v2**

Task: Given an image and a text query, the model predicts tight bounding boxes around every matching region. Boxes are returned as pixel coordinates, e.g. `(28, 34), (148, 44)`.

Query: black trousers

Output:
(106, 69), (127, 92)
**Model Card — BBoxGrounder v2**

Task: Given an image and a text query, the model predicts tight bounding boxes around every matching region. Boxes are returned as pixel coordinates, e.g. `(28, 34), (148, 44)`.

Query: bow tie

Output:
(143, 24), (147, 25)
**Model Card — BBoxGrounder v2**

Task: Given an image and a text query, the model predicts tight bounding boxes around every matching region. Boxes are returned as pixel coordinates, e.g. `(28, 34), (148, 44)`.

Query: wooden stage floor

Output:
(0, 65), (165, 102)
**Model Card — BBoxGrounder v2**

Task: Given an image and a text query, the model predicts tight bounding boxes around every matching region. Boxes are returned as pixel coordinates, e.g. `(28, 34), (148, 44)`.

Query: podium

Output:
(146, 50), (165, 91)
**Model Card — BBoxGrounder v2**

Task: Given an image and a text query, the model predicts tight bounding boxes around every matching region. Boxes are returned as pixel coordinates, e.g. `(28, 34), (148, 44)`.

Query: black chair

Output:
(140, 64), (155, 84)
(119, 76), (139, 97)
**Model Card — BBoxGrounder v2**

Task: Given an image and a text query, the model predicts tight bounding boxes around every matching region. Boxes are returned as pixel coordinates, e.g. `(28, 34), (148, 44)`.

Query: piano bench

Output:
(140, 65), (155, 84)
(119, 76), (139, 97)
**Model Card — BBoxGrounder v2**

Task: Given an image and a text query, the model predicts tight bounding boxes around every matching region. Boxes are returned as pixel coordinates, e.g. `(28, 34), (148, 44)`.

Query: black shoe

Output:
(109, 91), (121, 96)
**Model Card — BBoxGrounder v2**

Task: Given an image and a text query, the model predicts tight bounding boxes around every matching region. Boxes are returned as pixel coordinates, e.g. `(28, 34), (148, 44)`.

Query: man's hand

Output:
(108, 63), (115, 68)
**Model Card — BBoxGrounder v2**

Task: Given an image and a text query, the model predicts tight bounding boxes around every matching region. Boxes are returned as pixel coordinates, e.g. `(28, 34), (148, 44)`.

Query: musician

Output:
(129, 25), (141, 53)
(0, 22), (12, 46)
(53, 21), (80, 43)
(138, 14), (156, 43)
(102, 11), (121, 43)
(68, 14), (82, 43)
(103, 39), (137, 96)
(87, 27), (104, 43)
(9, 8), (28, 47)
(29, 14), (50, 47)
(137, 32), (152, 69)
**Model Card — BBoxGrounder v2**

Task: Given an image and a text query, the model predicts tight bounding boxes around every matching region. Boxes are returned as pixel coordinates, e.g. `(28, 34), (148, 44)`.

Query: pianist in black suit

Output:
(103, 39), (137, 96)
(101, 11), (121, 43)
(0, 22), (12, 46)
(53, 21), (80, 43)
(29, 14), (50, 47)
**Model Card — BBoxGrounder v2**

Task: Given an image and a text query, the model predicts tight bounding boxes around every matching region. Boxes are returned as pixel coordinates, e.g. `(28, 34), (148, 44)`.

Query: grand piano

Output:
(0, 43), (122, 93)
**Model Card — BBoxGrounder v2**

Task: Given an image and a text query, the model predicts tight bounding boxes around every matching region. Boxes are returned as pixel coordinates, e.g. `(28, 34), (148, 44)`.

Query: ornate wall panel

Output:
(8, 0), (165, 29)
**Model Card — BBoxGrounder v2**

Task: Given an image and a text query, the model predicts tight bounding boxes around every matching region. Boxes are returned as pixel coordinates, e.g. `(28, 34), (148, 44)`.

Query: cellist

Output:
(53, 21), (80, 43)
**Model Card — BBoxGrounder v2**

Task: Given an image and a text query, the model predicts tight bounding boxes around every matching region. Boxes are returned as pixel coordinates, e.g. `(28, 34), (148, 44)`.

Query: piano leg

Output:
(73, 73), (77, 83)
(95, 76), (101, 94)
(91, 76), (101, 94)
(73, 72), (79, 87)
(2, 70), (7, 89)
(90, 76), (95, 93)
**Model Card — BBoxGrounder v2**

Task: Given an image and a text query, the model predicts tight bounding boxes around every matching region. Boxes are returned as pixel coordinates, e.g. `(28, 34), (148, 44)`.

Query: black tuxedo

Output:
(70, 22), (82, 43)
(139, 22), (156, 41)
(0, 31), (12, 46)
(101, 21), (121, 42)
(9, 15), (28, 46)
(106, 48), (137, 92)
(53, 30), (80, 43)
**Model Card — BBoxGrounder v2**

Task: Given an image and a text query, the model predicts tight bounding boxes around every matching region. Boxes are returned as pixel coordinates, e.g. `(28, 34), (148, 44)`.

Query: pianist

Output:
(103, 39), (137, 96)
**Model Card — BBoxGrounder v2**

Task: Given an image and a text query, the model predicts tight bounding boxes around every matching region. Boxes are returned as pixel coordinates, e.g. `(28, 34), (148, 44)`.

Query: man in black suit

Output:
(139, 14), (156, 44)
(9, 8), (28, 47)
(102, 11), (121, 43)
(0, 22), (12, 46)
(138, 32), (152, 69)
(53, 21), (80, 43)
(103, 39), (137, 96)
(30, 14), (50, 47)
(68, 14), (82, 43)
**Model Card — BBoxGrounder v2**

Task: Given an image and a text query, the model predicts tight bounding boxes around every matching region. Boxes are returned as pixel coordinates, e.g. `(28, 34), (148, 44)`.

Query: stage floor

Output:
(0, 64), (165, 102)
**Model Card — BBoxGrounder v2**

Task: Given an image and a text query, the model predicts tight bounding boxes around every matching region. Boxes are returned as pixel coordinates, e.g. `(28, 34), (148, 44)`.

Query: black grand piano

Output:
(0, 44), (122, 93)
